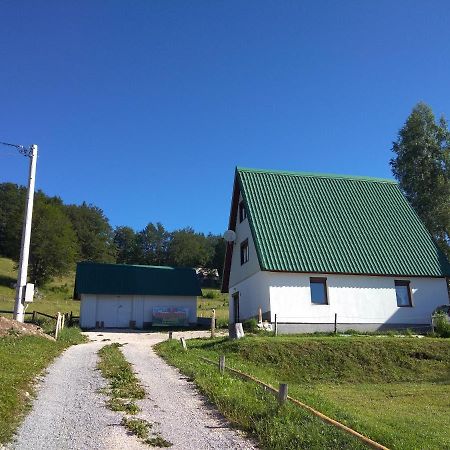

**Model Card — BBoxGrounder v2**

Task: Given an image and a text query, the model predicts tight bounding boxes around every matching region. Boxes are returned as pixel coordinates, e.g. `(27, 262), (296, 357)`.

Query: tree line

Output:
(0, 185), (225, 286)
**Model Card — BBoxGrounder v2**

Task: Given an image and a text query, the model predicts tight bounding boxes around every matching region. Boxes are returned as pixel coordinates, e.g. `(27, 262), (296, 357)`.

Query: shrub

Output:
(202, 290), (219, 299)
(433, 312), (450, 338)
(243, 318), (258, 333)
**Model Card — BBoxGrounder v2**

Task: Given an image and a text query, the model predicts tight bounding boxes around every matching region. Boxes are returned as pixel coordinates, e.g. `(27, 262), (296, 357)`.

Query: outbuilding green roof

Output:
(74, 262), (201, 298)
(228, 167), (450, 278)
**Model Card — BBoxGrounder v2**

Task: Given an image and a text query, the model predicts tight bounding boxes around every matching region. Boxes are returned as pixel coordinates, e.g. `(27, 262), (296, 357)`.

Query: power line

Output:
(0, 141), (33, 157)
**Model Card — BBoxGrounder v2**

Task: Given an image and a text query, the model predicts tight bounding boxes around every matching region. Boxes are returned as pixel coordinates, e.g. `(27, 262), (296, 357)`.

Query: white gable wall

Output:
(229, 194), (260, 287)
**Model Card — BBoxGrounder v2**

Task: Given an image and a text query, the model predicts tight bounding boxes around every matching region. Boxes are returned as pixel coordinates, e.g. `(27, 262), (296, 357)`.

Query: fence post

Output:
(334, 313), (337, 334)
(168, 331), (173, 340)
(278, 383), (288, 405)
(219, 355), (225, 375)
(211, 309), (216, 338)
(61, 313), (65, 330)
(431, 314), (435, 333)
(180, 337), (187, 350)
(274, 314), (278, 336)
(258, 306), (262, 323)
(69, 311), (73, 326)
(32, 310), (36, 323)
(55, 312), (61, 340)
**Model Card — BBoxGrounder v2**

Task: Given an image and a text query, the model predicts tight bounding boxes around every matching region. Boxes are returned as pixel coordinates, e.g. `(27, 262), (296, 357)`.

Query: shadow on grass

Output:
(0, 274), (15, 289)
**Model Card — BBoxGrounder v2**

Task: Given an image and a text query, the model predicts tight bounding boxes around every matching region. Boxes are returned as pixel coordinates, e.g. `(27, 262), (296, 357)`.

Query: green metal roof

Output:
(236, 167), (450, 277)
(74, 262), (202, 299)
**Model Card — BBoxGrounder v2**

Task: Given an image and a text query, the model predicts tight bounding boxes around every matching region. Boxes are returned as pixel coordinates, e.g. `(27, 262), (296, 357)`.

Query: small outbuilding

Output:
(75, 262), (201, 329)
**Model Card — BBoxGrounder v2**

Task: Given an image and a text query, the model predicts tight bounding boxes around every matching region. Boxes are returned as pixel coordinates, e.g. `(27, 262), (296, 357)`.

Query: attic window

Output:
(310, 277), (328, 305)
(240, 239), (249, 265)
(239, 201), (247, 223)
(395, 280), (412, 307)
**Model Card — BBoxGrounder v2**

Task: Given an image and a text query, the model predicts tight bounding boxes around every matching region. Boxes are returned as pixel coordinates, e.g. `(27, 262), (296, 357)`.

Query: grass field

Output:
(0, 328), (86, 444)
(0, 257), (80, 317)
(156, 335), (450, 450)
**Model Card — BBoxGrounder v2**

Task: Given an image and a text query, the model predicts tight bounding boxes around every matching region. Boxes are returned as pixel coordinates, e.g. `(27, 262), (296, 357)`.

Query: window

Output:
(395, 280), (412, 307)
(239, 201), (247, 223)
(240, 239), (249, 265)
(310, 277), (328, 305)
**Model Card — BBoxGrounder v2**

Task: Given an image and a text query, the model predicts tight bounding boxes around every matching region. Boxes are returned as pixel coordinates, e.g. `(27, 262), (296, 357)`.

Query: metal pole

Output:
(14, 144), (38, 322)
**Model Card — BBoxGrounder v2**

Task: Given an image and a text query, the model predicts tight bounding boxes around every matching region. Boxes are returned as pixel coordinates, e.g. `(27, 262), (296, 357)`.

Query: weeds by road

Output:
(0, 327), (86, 444)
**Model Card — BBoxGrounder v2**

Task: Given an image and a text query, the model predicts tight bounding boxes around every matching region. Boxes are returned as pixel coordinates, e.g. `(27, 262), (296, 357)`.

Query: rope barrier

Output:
(199, 356), (389, 450)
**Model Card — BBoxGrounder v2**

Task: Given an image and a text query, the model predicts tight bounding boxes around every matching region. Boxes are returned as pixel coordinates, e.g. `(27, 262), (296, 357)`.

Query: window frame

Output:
(309, 277), (329, 305)
(240, 239), (249, 265)
(239, 201), (247, 223)
(394, 280), (413, 307)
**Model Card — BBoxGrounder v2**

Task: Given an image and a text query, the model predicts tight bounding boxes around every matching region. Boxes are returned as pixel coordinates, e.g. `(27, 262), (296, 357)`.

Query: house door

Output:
(232, 292), (240, 323)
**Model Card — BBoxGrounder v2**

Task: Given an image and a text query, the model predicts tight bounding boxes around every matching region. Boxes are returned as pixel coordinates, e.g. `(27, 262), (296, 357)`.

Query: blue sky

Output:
(1, 1), (449, 234)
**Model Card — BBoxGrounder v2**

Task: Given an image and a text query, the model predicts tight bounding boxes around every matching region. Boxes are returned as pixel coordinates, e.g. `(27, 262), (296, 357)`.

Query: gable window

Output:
(395, 280), (412, 307)
(239, 201), (247, 223)
(310, 277), (328, 305)
(240, 239), (249, 265)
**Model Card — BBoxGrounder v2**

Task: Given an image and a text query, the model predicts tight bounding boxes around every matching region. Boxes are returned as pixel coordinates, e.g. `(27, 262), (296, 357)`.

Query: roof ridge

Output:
(76, 262), (194, 271)
(236, 167), (397, 184)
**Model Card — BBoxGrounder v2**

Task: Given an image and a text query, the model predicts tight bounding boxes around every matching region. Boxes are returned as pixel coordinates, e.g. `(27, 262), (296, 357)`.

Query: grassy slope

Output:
(0, 328), (86, 444)
(0, 257), (80, 317)
(198, 289), (229, 325)
(156, 336), (450, 450)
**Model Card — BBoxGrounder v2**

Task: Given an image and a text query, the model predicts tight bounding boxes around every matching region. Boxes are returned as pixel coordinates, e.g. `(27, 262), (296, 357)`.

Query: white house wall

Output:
(229, 271), (271, 322)
(268, 272), (448, 331)
(80, 294), (197, 329)
(229, 194), (260, 287)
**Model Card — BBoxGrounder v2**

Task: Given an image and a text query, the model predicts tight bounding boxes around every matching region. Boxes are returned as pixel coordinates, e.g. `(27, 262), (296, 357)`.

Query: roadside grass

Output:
(156, 335), (450, 450)
(0, 327), (87, 444)
(97, 343), (145, 414)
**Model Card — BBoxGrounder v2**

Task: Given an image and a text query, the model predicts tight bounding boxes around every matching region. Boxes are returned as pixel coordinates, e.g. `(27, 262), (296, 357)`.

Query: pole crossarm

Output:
(0, 141), (33, 157)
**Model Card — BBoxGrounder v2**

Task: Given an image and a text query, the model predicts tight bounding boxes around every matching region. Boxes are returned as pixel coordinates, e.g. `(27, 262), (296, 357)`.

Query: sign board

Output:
(152, 307), (189, 327)
(24, 283), (34, 303)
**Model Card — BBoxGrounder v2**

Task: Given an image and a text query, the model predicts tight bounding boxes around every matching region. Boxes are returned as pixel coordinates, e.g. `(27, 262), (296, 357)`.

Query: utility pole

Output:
(0, 142), (38, 322)
(14, 144), (38, 322)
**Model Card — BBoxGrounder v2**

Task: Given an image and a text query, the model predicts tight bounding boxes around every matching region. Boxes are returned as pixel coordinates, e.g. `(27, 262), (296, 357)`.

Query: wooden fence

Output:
(175, 337), (389, 450)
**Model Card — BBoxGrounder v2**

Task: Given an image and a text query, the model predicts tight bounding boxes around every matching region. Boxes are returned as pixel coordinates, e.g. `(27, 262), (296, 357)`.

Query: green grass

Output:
(156, 335), (450, 450)
(0, 327), (87, 444)
(121, 417), (172, 447)
(98, 343), (172, 447)
(199, 289), (229, 326)
(0, 257), (80, 318)
(97, 343), (145, 410)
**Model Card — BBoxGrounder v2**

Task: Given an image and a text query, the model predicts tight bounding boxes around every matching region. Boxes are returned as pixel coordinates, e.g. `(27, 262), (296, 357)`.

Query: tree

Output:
(0, 183), (26, 260)
(29, 201), (79, 285)
(390, 102), (450, 258)
(64, 202), (116, 262)
(136, 222), (170, 265)
(210, 235), (226, 277)
(168, 227), (214, 267)
(114, 226), (138, 264)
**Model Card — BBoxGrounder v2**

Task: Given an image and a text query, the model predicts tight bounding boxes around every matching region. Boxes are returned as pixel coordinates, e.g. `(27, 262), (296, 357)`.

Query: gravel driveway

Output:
(10, 330), (257, 450)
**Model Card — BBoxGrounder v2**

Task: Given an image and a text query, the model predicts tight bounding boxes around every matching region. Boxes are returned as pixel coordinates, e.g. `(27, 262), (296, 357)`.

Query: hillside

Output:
(157, 335), (450, 449)
(0, 257), (80, 317)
